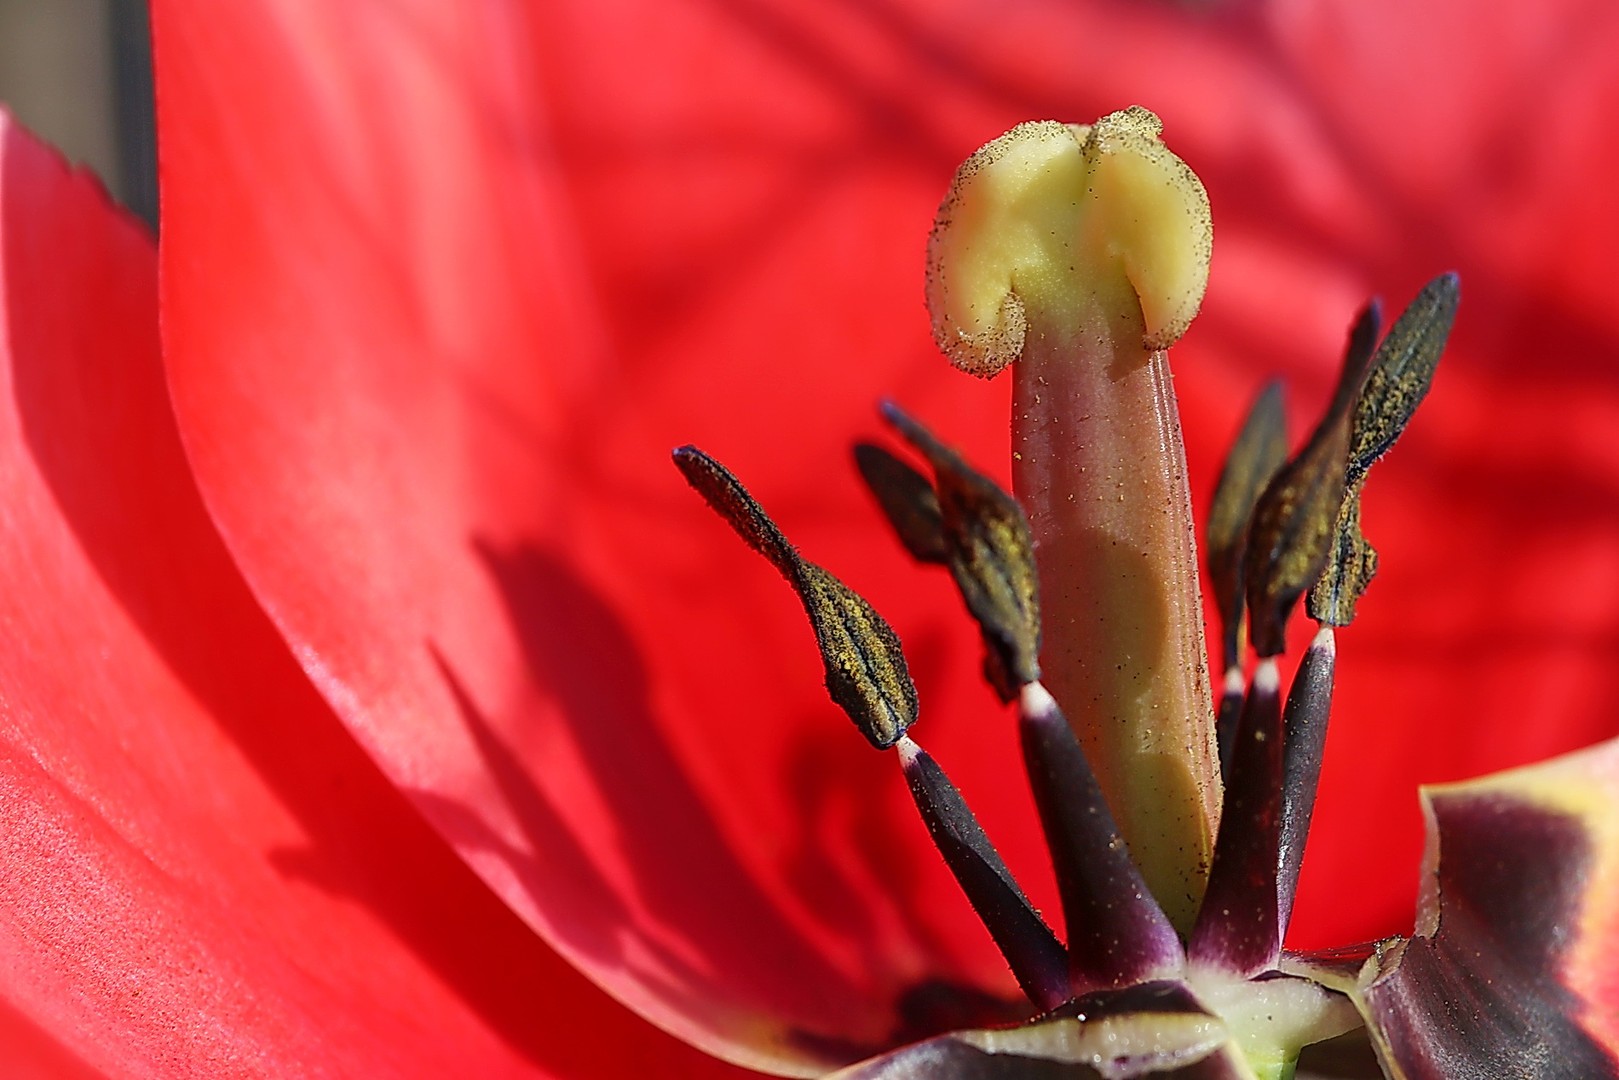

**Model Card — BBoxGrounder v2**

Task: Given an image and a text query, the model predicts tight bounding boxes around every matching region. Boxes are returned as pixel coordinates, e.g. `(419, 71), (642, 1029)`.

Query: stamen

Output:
(1310, 274), (1461, 626)
(673, 446), (917, 748)
(1207, 380), (1288, 673)
(1185, 310), (1378, 976)
(674, 445), (1066, 1010)
(1188, 658), (1284, 975)
(879, 402), (1041, 702)
(1242, 304), (1379, 658)
(1206, 381), (1288, 772)
(1018, 681), (1184, 993)
(1188, 278), (1458, 974)
(896, 736), (1070, 1012)
(1277, 625), (1337, 934)
(853, 443), (948, 565)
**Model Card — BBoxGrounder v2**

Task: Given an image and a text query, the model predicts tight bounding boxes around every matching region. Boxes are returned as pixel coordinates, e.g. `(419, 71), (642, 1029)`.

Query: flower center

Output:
(675, 108), (1458, 1078)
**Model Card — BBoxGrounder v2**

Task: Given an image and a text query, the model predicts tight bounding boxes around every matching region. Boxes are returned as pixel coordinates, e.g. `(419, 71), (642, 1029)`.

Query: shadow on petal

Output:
(438, 539), (1029, 1067)
(0, 118), (725, 1075)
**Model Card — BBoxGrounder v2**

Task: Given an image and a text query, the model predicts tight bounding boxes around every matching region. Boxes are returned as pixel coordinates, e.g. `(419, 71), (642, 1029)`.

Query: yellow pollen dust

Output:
(926, 106), (1213, 377)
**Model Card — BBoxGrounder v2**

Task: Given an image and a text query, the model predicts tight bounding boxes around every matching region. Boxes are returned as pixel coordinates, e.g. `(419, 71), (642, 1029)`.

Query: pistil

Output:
(926, 108), (1218, 928)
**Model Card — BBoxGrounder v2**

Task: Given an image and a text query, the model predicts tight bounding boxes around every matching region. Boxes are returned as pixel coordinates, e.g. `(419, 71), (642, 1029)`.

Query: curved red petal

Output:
(152, 1), (1014, 1069)
(150, 0), (1619, 1067)
(0, 113), (739, 1078)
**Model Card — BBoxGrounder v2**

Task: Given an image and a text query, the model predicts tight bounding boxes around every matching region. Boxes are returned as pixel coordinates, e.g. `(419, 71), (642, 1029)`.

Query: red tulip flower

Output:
(4, 0), (1619, 1076)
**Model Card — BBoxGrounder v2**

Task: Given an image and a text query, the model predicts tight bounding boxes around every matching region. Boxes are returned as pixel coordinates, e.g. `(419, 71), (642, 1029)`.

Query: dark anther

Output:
(898, 736), (1071, 1012)
(1018, 683), (1183, 992)
(878, 402), (1041, 701)
(1345, 274), (1461, 478)
(1207, 380), (1288, 673)
(674, 446), (918, 748)
(1242, 303), (1380, 657)
(1310, 274), (1461, 626)
(1208, 382), (1288, 771)
(854, 443), (949, 564)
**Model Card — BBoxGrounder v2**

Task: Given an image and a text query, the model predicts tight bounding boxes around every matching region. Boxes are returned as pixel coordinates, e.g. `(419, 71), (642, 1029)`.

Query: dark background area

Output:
(0, 0), (157, 229)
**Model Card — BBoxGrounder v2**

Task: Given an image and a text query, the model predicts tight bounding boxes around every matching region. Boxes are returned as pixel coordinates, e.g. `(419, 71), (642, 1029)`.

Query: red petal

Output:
(0, 114), (737, 1078)
(150, 0), (1619, 1065)
(152, 2), (1015, 1069)
(0, 997), (102, 1080)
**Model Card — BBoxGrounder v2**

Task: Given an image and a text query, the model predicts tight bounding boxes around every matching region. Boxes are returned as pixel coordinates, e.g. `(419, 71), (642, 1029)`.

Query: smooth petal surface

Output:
(0, 997), (103, 1080)
(0, 113), (737, 1078)
(151, 0), (1619, 1069)
(1356, 738), (1619, 1077)
(153, 3), (1015, 1071)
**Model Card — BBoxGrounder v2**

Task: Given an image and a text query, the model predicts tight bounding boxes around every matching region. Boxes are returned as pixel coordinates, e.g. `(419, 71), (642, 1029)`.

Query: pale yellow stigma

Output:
(926, 107), (1212, 377)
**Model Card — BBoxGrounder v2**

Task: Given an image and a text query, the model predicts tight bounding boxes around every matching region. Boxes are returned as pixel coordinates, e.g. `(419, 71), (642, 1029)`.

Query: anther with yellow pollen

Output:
(677, 107), (1619, 1078)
